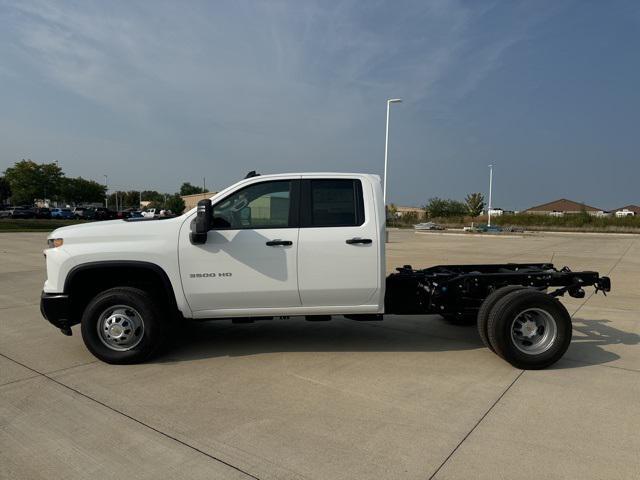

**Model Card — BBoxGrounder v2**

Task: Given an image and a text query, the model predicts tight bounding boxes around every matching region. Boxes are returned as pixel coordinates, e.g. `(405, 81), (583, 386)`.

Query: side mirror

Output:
(190, 199), (212, 244)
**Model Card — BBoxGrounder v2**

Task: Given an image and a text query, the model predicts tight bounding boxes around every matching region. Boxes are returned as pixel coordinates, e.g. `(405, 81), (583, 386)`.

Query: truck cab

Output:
(180, 173), (385, 318)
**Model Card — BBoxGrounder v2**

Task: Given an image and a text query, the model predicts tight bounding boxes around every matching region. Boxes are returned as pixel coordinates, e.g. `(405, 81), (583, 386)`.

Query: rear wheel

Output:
(477, 285), (526, 352)
(487, 289), (572, 369)
(81, 287), (167, 364)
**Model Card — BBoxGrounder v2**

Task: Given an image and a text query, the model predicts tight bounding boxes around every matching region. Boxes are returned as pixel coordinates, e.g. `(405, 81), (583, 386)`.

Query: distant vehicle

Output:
(117, 209), (144, 219)
(480, 224), (503, 233)
(159, 209), (175, 217)
(0, 206), (36, 219)
(414, 222), (445, 231)
(141, 208), (157, 218)
(72, 207), (94, 219)
(51, 208), (74, 219)
(34, 207), (52, 219)
(463, 224), (503, 233)
(93, 207), (116, 221)
(615, 209), (635, 218)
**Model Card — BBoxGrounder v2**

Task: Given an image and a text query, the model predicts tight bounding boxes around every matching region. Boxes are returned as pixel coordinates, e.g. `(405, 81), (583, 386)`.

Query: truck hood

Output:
(48, 217), (185, 244)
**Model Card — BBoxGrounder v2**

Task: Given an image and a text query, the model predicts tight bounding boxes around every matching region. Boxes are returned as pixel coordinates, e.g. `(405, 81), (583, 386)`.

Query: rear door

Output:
(297, 177), (381, 308)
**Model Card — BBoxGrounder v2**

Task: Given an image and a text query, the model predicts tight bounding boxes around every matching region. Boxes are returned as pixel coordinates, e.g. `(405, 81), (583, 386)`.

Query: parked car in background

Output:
(479, 224), (503, 233)
(93, 207), (116, 221)
(141, 208), (157, 218)
(34, 207), (52, 219)
(50, 208), (74, 219)
(414, 222), (445, 231)
(73, 207), (98, 220)
(117, 208), (144, 219)
(0, 206), (36, 219)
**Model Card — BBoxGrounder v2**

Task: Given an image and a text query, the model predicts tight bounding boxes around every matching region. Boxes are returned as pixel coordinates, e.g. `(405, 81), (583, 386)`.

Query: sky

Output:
(1, 0), (639, 210)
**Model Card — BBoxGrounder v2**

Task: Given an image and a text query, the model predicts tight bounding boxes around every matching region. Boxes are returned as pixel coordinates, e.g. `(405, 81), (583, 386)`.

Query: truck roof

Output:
(242, 172), (381, 181)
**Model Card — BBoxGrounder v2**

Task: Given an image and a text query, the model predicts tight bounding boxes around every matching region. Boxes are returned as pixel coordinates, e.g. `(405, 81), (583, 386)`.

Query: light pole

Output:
(383, 98), (402, 207)
(487, 164), (494, 227)
(104, 175), (108, 208)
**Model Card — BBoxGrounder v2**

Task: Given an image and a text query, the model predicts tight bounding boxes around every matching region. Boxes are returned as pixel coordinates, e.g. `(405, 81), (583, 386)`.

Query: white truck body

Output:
(44, 173), (386, 319)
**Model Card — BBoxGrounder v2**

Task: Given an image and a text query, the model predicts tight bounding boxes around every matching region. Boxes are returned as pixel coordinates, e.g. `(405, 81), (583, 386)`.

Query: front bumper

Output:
(40, 292), (74, 334)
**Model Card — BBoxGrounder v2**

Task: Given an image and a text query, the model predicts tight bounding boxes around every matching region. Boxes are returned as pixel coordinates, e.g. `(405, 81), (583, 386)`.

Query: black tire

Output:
(487, 289), (572, 370)
(477, 285), (526, 352)
(80, 287), (167, 364)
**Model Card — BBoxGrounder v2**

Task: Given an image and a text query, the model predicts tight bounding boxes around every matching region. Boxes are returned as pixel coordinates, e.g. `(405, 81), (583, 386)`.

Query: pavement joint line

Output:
(44, 359), (100, 375)
(0, 351), (261, 480)
(0, 373), (41, 389)
(427, 370), (525, 480)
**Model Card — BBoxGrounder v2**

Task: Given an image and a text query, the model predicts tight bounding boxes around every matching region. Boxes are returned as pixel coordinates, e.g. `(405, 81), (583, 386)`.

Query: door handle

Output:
(346, 238), (372, 245)
(266, 240), (293, 246)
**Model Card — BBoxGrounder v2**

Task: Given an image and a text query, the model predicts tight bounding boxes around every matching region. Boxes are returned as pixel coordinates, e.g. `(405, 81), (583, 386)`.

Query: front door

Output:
(179, 179), (301, 315)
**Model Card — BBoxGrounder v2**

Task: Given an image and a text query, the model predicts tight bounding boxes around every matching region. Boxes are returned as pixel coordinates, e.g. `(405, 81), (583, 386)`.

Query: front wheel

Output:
(487, 289), (572, 369)
(81, 287), (167, 364)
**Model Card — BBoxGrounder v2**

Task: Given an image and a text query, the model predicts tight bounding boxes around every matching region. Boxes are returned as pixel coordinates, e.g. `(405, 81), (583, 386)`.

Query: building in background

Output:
(524, 199), (606, 217)
(394, 206), (425, 219)
(181, 192), (218, 211)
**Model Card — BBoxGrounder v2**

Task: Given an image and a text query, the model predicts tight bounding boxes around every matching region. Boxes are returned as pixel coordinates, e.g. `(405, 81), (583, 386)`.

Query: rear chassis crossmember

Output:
(385, 263), (611, 318)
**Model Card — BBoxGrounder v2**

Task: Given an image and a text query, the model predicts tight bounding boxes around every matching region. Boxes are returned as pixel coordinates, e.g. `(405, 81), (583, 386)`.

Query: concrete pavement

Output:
(1, 230), (638, 479)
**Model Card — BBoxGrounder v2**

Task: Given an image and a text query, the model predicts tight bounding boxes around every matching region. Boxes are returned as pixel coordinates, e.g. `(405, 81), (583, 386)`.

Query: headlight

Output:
(47, 238), (64, 248)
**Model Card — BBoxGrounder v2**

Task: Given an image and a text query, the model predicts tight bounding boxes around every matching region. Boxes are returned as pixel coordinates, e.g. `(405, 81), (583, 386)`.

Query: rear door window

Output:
(303, 179), (364, 227)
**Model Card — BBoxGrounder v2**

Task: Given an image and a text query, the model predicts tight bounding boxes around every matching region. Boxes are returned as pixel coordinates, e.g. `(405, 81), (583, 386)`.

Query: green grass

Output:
(0, 218), (87, 232)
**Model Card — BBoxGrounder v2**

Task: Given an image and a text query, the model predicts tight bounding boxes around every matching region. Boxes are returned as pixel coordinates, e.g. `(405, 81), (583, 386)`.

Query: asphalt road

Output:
(1, 230), (638, 479)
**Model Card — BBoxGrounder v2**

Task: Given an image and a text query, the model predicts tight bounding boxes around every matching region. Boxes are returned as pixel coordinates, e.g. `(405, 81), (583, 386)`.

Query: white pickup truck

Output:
(41, 172), (610, 369)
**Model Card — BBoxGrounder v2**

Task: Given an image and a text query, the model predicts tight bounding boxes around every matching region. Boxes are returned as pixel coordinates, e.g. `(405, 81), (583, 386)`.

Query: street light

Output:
(104, 175), (108, 208)
(383, 98), (402, 207)
(487, 164), (494, 227)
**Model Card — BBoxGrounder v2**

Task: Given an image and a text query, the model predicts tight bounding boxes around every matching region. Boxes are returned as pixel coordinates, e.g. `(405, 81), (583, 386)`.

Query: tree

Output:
(424, 198), (448, 218)
(164, 194), (186, 214)
(424, 197), (468, 218)
(4, 160), (64, 204)
(113, 191), (143, 209)
(62, 177), (107, 205)
(0, 176), (11, 204)
(141, 190), (164, 204)
(180, 182), (204, 196)
(465, 192), (485, 217)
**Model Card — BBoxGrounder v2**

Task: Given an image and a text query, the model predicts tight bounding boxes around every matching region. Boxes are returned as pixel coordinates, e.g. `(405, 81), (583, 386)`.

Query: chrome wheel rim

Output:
(97, 305), (145, 351)
(510, 308), (557, 355)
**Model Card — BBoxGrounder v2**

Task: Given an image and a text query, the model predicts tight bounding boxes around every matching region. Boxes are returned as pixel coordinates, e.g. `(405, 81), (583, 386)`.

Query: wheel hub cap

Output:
(521, 320), (539, 338)
(510, 308), (558, 355)
(97, 305), (145, 352)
